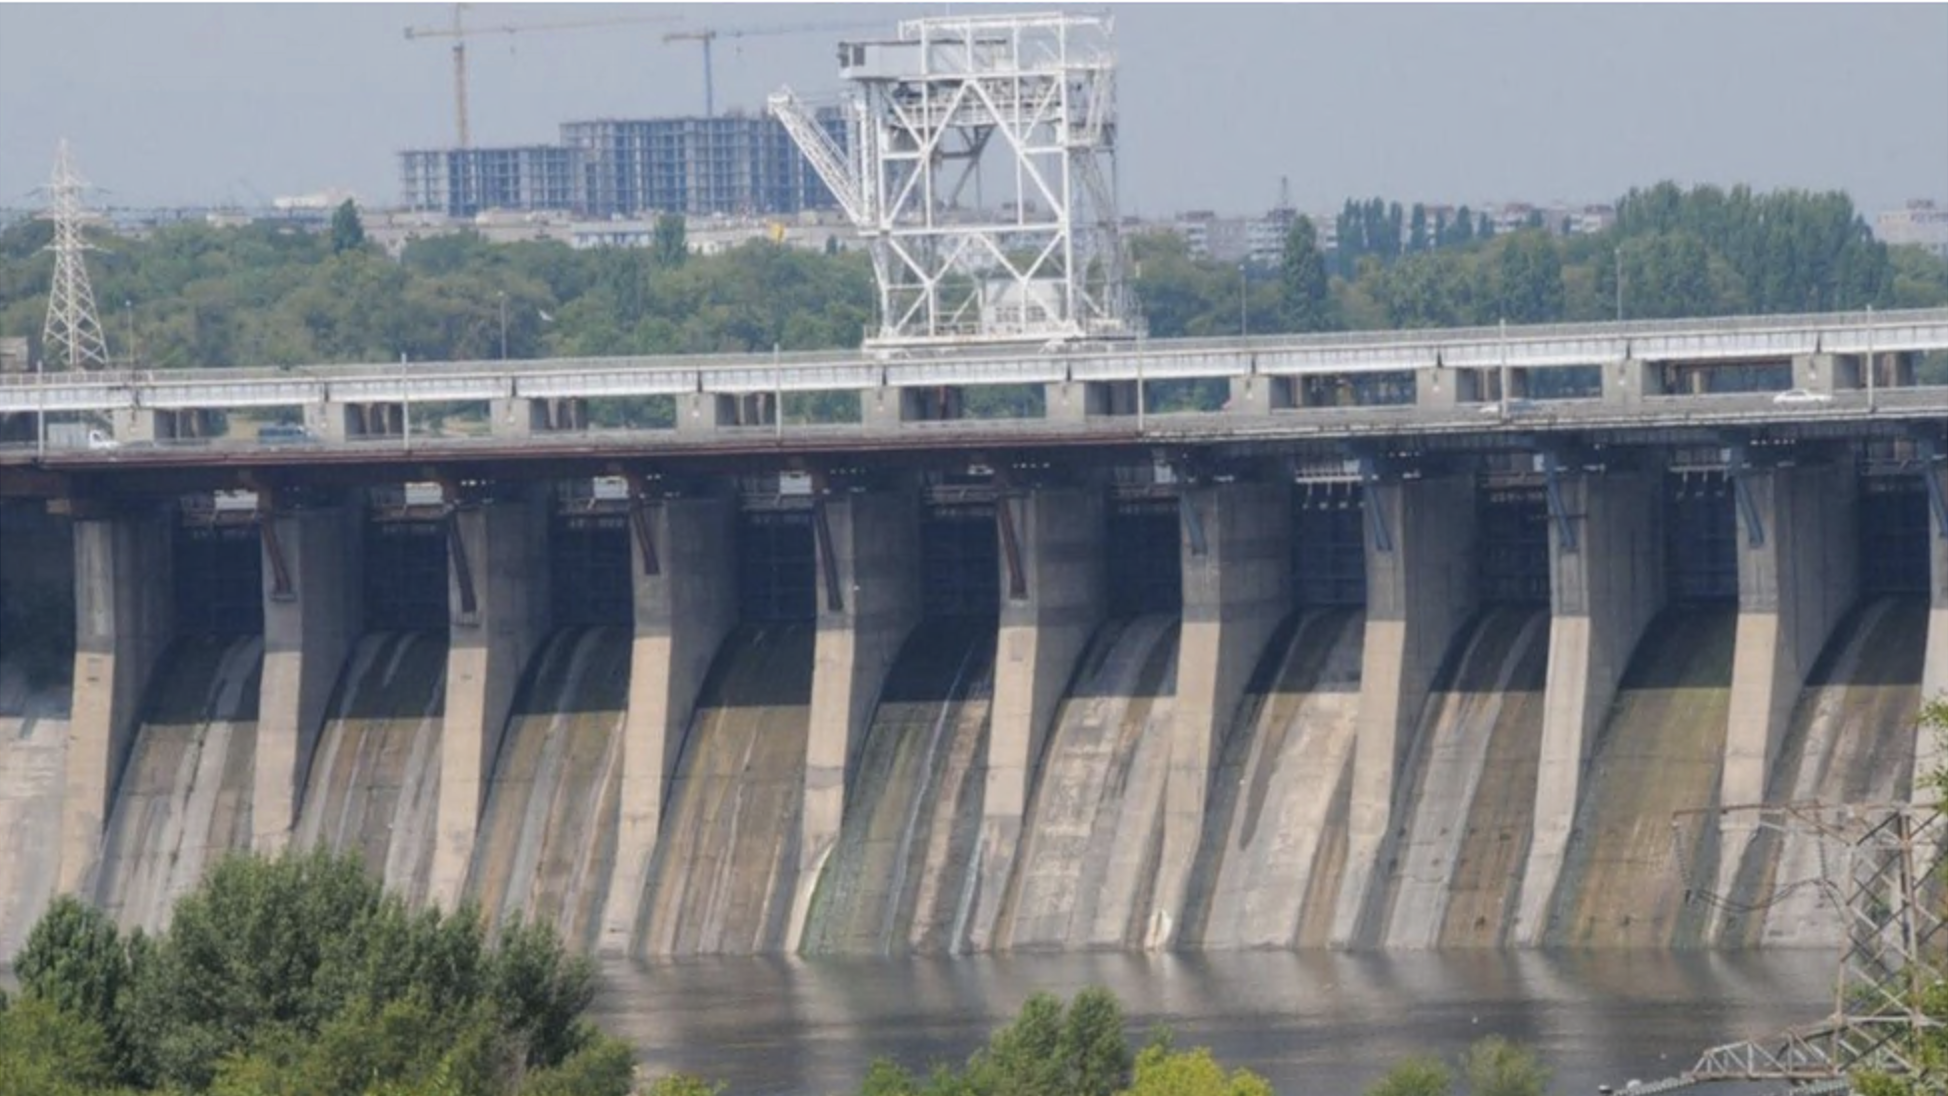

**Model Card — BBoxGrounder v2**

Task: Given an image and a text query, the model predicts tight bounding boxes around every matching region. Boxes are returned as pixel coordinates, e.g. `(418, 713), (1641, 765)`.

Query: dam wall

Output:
(5, 429), (1943, 955)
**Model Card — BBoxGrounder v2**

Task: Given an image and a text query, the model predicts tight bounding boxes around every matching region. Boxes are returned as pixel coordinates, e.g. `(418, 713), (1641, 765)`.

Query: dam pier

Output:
(2, 309), (1947, 959)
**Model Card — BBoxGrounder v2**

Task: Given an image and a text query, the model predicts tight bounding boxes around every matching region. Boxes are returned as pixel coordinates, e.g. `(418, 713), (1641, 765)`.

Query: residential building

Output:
(1876, 200), (1948, 260)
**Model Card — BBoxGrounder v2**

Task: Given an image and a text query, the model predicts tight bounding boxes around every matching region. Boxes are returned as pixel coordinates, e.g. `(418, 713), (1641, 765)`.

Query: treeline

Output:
(0, 851), (634, 1096)
(1144, 182), (1948, 341)
(0, 182), (1943, 374)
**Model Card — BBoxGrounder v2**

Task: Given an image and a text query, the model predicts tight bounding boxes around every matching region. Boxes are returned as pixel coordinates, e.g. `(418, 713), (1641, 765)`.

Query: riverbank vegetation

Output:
(0, 849), (635, 1096)
(1, 183), (1942, 378)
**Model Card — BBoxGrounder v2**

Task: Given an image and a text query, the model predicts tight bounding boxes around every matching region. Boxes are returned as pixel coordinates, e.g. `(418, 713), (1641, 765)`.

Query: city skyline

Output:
(1, 4), (1944, 218)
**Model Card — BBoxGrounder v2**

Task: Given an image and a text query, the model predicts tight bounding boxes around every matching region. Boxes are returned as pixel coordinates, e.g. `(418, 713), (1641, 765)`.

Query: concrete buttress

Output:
(60, 510), (174, 894)
(430, 495), (550, 912)
(785, 489), (922, 953)
(967, 487), (1104, 951)
(596, 496), (736, 955)
(253, 504), (360, 854)
(1153, 482), (1291, 949)
(1510, 471), (1664, 945)
(1711, 461), (1858, 937)
(1912, 466), (1947, 805)
(1332, 474), (1476, 946)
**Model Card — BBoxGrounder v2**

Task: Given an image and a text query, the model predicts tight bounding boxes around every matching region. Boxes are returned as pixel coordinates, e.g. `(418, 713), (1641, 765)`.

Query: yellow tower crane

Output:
(663, 20), (883, 118)
(405, 4), (684, 149)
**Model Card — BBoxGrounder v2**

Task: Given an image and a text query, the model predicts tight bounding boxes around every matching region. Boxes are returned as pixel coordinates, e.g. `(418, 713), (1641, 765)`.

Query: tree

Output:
(328, 199), (365, 255)
(1363, 1056), (1452, 1096)
(1408, 204), (1429, 254)
(653, 214), (688, 268)
(0, 995), (125, 1096)
(1121, 1044), (1273, 1096)
(1460, 1036), (1549, 1096)
(1494, 232), (1566, 324)
(1279, 215), (1332, 332)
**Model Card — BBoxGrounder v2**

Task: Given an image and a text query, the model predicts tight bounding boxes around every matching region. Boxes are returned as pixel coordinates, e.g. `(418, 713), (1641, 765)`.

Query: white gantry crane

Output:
(769, 11), (1142, 351)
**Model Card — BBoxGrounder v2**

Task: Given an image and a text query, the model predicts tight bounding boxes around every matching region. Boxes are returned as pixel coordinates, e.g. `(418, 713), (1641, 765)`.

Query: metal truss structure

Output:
(1671, 801), (1946, 1088)
(40, 139), (111, 372)
(771, 11), (1140, 351)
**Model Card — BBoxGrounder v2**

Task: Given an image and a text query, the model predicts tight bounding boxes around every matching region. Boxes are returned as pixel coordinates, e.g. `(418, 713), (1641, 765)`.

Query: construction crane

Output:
(663, 20), (882, 118)
(405, 4), (683, 149)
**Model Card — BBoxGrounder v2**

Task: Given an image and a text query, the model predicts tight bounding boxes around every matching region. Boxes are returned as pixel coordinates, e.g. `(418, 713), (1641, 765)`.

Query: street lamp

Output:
(1614, 246), (1624, 323)
(1239, 264), (1249, 337)
(498, 291), (509, 361)
(124, 298), (137, 367)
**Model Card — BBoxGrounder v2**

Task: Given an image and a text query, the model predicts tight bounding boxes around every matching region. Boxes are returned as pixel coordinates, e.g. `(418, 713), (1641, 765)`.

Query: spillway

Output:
(0, 657), (69, 959)
(998, 614), (1180, 951)
(1548, 607), (1737, 948)
(802, 620), (995, 955)
(1178, 608), (1365, 951)
(636, 623), (814, 957)
(93, 634), (263, 935)
(467, 626), (630, 951)
(293, 631), (446, 906)
(1726, 597), (1927, 949)
(1366, 606), (1550, 949)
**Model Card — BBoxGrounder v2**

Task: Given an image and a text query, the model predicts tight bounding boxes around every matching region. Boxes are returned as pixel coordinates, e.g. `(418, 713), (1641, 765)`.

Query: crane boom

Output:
(664, 20), (881, 117)
(768, 87), (866, 224)
(403, 4), (683, 149)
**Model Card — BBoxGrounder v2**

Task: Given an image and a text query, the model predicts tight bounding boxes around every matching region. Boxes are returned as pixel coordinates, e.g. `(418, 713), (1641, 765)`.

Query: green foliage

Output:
(1363, 1055), (1452, 1096)
(330, 200), (366, 255)
(652, 215), (688, 269)
(0, 994), (129, 1096)
(640, 1075), (725, 1096)
(1279, 215), (1332, 332)
(6, 849), (609, 1096)
(1121, 1044), (1273, 1096)
(1459, 1035), (1549, 1096)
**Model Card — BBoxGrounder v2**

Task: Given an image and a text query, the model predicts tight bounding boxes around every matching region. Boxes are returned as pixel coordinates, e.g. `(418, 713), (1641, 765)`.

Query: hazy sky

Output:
(1, 3), (1943, 217)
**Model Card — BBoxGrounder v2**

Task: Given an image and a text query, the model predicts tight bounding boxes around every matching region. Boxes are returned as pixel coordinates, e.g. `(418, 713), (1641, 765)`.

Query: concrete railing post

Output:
(59, 507), (174, 894)
(785, 488), (922, 953)
(596, 496), (737, 955)
(430, 492), (550, 912)
(252, 502), (360, 854)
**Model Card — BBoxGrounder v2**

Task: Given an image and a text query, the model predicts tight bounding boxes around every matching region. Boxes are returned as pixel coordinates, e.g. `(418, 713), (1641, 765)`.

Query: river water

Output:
(588, 950), (1833, 1096)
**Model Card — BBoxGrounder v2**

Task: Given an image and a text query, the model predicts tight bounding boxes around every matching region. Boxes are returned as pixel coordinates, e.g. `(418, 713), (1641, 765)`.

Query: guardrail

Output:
(2, 307), (1943, 416)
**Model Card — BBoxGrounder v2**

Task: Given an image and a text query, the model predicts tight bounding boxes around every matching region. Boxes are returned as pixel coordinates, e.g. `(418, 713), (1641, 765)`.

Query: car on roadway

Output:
(258, 422), (316, 444)
(1477, 398), (1537, 416)
(86, 429), (120, 450)
(1771, 388), (1833, 405)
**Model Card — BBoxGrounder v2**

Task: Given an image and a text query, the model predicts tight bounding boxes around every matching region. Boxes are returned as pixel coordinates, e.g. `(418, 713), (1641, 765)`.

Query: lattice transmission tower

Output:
(1668, 801), (1946, 1090)
(41, 139), (111, 372)
(770, 11), (1141, 351)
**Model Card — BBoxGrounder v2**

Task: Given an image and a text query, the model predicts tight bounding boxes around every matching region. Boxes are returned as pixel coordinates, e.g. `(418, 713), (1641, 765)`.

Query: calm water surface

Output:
(590, 951), (1834, 1096)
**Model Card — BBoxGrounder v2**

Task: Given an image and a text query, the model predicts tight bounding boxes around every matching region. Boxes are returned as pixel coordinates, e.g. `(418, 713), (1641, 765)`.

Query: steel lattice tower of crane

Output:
(41, 139), (110, 372)
(770, 11), (1141, 351)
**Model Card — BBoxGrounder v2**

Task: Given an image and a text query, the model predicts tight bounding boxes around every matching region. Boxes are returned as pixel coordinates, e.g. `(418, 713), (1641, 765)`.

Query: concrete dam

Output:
(2, 427), (1943, 962)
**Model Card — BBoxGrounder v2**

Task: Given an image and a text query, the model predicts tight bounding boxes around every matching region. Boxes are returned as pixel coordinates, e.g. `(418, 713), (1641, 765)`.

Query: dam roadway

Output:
(0, 306), (1944, 962)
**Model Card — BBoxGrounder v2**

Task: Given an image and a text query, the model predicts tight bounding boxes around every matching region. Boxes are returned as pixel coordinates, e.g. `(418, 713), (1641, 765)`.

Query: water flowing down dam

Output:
(1179, 608), (1365, 951)
(635, 622), (816, 957)
(999, 614), (1182, 951)
(293, 631), (447, 907)
(1548, 607), (1738, 948)
(1367, 606), (1551, 950)
(0, 657), (69, 960)
(802, 620), (996, 955)
(92, 634), (263, 935)
(0, 402), (1942, 962)
(468, 626), (630, 950)
(1726, 596), (1928, 948)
